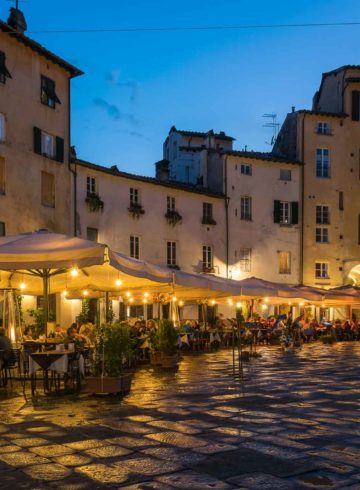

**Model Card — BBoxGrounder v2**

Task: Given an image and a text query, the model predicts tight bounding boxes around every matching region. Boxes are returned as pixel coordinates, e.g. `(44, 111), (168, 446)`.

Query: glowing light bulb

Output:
(299, 302), (304, 306)
(125, 291), (131, 298)
(143, 299), (148, 304)
(211, 300), (216, 306)
(172, 296), (177, 302)
(144, 292), (149, 298)
(20, 282), (26, 290)
(264, 297), (269, 303)
(227, 299), (233, 306)
(115, 279), (122, 287)
(62, 290), (68, 297)
(179, 300), (184, 307)
(288, 301), (292, 306)
(261, 304), (267, 310)
(321, 304), (325, 308)
(83, 290), (88, 297)
(129, 297), (134, 303)
(236, 302), (242, 308)
(70, 267), (79, 278)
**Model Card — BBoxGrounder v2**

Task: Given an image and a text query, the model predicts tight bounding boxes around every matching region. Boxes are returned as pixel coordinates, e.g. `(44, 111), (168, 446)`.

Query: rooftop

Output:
(297, 109), (348, 119)
(170, 126), (235, 141)
(76, 159), (225, 198)
(0, 20), (83, 78)
(222, 150), (301, 165)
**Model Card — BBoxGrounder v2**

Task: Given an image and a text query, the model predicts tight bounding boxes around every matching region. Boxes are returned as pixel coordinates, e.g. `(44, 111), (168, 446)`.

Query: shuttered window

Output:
(0, 113), (5, 142)
(202, 245), (213, 271)
(41, 171), (55, 208)
(274, 200), (298, 224)
(167, 241), (177, 267)
(41, 75), (61, 108)
(34, 127), (64, 162)
(0, 51), (11, 84)
(130, 235), (140, 259)
(279, 251), (291, 274)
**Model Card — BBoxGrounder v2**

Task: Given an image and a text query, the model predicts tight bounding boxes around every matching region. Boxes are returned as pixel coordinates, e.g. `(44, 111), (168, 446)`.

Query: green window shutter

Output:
(291, 202), (299, 224)
(274, 200), (281, 223)
(33, 127), (42, 155)
(55, 137), (64, 163)
(352, 91), (360, 121)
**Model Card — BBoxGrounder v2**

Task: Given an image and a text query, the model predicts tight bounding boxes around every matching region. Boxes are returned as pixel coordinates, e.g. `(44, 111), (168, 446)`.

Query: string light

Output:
(143, 299), (148, 304)
(62, 290), (68, 297)
(70, 267), (79, 278)
(211, 300), (216, 306)
(144, 292), (149, 298)
(172, 296), (177, 302)
(115, 278), (122, 287)
(20, 282), (26, 290)
(179, 300), (184, 307)
(129, 297), (134, 303)
(264, 297), (269, 303)
(288, 301), (292, 305)
(299, 302), (304, 306)
(125, 291), (131, 298)
(83, 290), (88, 296)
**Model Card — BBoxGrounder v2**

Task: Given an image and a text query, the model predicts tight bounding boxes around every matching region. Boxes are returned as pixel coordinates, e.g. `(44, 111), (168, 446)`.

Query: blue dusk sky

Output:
(1, 0), (359, 175)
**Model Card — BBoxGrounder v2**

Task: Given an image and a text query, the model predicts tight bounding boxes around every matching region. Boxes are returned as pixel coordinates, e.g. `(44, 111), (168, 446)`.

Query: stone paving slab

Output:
(0, 344), (360, 488)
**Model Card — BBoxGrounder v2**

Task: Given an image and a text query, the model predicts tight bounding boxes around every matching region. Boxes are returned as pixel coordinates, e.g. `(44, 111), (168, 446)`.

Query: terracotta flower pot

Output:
(85, 373), (133, 395)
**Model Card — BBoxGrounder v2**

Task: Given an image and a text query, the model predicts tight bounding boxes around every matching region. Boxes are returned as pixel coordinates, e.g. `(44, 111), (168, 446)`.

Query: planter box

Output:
(161, 353), (179, 369)
(85, 373), (133, 395)
(150, 351), (162, 366)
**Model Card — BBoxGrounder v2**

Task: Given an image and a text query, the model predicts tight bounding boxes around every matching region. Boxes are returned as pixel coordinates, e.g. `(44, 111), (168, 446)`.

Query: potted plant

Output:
(85, 323), (134, 394)
(157, 319), (179, 369)
(85, 192), (104, 212)
(128, 202), (145, 218)
(165, 209), (182, 227)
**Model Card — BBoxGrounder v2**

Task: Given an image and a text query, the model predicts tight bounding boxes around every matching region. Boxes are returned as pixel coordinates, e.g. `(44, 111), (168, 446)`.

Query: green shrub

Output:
(157, 319), (179, 355)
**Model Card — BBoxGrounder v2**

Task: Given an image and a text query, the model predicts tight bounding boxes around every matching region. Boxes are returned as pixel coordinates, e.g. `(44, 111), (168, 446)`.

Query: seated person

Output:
(54, 324), (66, 339)
(0, 327), (13, 363)
(23, 326), (34, 341)
(65, 326), (85, 347)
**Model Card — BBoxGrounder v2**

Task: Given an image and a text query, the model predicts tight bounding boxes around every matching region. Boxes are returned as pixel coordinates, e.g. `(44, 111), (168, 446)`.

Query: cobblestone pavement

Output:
(1, 343), (360, 489)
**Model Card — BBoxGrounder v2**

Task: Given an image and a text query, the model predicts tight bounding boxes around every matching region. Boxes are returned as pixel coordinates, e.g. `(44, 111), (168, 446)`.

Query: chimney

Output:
(155, 160), (170, 182)
(7, 7), (27, 34)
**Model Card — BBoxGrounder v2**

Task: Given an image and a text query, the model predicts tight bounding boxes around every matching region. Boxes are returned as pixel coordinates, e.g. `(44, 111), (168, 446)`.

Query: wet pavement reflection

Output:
(1, 343), (360, 488)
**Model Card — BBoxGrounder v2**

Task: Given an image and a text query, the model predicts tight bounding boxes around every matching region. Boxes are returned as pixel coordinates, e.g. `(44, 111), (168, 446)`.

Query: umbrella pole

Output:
(43, 273), (49, 338)
(105, 291), (110, 324)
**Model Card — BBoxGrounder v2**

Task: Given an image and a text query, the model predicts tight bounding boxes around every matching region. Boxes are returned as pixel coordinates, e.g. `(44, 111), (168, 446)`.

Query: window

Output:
(0, 156), (5, 194)
(240, 196), (252, 221)
(316, 148), (330, 177)
(316, 122), (331, 135)
(279, 201), (291, 224)
(0, 51), (11, 84)
(41, 75), (61, 108)
(274, 201), (299, 225)
(86, 176), (96, 196)
(316, 205), (330, 224)
(280, 169), (291, 181)
(130, 188), (139, 205)
(240, 248), (251, 272)
(33, 127), (64, 162)
(240, 164), (252, 176)
(130, 235), (140, 259)
(202, 245), (213, 271)
(167, 196), (175, 212)
(41, 171), (55, 208)
(0, 113), (5, 143)
(167, 241), (177, 267)
(0, 222), (5, 236)
(316, 228), (329, 243)
(315, 262), (329, 279)
(86, 227), (98, 242)
(202, 202), (215, 224)
(279, 251), (291, 274)
(352, 90), (360, 121)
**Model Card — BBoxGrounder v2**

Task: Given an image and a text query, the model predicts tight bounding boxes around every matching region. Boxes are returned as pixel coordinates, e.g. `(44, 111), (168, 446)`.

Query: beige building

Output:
(0, 8), (82, 237)
(274, 65), (360, 287)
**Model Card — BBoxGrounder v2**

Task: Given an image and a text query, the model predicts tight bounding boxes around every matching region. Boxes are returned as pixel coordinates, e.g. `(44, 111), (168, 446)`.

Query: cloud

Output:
(105, 70), (139, 103)
(93, 97), (138, 124)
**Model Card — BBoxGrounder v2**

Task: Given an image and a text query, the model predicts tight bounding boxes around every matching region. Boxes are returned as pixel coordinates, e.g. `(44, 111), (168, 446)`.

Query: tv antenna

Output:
(263, 113), (280, 146)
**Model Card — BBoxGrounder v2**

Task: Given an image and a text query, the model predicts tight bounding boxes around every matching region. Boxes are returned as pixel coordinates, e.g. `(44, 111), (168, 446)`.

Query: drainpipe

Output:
(224, 155), (230, 278)
(67, 77), (77, 237)
(300, 113), (306, 284)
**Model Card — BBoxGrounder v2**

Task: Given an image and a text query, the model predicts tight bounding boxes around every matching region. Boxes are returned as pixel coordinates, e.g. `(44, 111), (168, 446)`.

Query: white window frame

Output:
(279, 201), (291, 224)
(316, 121), (331, 135)
(130, 235), (140, 260)
(280, 169), (291, 181)
(240, 196), (252, 221)
(41, 131), (55, 159)
(316, 148), (330, 178)
(316, 205), (330, 224)
(279, 251), (291, 274)
(86, 176), (96, 196)
(130, 187), (139, 205)
(316, 227), (329, 243)
(239, 248), (251, 272)
(315, 262), (329, 279)
(167, 241), (177, 267)
(0, 113), (5, 143)
(202, 245), (213, 270)
(167, 196), (176, 212)
(240, 163), (252, 176)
